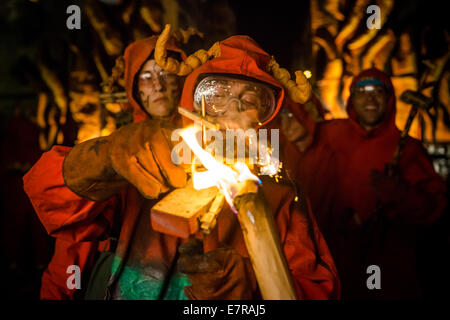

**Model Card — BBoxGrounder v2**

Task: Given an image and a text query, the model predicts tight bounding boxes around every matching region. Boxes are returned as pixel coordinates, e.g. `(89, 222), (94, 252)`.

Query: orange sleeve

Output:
(277, 197), (341, 300)
(23, 146), (120, 299)
(40, 239), (100, 300)
(23, 145), (118, 242)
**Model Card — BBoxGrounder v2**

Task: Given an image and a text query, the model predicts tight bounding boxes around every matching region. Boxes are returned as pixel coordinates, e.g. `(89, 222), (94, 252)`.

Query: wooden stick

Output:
(178, 107), (220, 130)
(233, 181), (297, 300)
(201, 94), (207, 148)
(200, 193), (225, 234)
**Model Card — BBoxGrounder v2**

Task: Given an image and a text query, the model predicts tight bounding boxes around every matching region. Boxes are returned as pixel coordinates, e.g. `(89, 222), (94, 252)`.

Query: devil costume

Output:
(24, 34), (340, 300)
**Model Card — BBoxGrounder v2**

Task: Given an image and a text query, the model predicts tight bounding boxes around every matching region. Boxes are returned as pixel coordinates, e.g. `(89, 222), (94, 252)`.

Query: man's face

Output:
(137, 59), (181, 118)
(213, 81), (260, 130)
(192, 76), (278, 165)
(351, 80), (388, 131)
(281, 111), (307, 142)
(194, 76), (277, 130)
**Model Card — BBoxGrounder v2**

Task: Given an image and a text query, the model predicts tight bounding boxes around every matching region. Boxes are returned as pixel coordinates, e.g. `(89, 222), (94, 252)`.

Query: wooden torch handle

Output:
(233, 182), (297, 300)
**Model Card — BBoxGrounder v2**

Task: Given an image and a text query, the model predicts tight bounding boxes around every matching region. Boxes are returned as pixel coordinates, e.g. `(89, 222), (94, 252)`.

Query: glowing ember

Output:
(303, 70), (312, 79)
(257, 147), (280, 176)
(180, 126), (261, 213)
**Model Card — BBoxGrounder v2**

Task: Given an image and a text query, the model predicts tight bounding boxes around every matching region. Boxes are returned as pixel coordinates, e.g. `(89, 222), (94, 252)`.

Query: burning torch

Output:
(151, 99), (297, 300)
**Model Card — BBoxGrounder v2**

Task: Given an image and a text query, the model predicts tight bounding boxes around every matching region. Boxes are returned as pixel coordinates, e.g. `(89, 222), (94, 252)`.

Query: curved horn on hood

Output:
(155, 24), (221, 76)
(266, 57), (312, 104)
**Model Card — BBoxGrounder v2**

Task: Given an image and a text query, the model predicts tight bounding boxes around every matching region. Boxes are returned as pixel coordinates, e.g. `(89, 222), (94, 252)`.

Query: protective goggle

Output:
(138, 70), (178, 86)
(193, 75), (278, 124)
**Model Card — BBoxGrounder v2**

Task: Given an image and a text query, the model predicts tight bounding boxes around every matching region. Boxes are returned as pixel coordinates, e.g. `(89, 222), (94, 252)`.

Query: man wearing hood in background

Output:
(23, 31), (340, 300)
(283, 68), (447, 299)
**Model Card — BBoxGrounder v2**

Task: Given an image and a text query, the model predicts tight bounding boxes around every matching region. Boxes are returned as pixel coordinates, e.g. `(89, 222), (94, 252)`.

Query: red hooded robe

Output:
(284, 68), (447, 299)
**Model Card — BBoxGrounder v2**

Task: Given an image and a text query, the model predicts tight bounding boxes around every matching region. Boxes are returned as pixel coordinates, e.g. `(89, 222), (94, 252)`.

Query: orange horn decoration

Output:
(266, 57), (312, 104)
(155, 24), (221, 76)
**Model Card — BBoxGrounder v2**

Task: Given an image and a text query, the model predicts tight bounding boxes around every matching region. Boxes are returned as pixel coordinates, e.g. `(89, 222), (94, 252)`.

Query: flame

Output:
(257, 147), (280, 176)
(180, 126), (261, 213)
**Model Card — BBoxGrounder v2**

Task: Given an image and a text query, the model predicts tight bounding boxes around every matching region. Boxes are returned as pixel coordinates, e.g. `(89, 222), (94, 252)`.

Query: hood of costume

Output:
(180, 35), (286, 127)
(123, 36), (186, 123)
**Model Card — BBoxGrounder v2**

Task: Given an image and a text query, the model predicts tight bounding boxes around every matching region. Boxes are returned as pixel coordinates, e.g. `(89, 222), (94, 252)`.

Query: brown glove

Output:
(370, 169), (408, 208)
(178, 239), (257, 300)
(63, 119), (187, 201)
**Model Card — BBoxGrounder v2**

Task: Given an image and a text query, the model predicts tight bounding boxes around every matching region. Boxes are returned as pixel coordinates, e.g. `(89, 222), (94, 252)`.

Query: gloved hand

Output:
(63, 119), (187, 201)
(178, 239), (257, 300)
(109, 119), (187, 198)
(370, 169), (408, 208)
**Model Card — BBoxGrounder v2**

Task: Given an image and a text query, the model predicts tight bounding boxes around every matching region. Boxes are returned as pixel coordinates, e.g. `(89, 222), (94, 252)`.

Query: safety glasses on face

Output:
(138, 70), (178, 86)
(193, 75), (278, 124)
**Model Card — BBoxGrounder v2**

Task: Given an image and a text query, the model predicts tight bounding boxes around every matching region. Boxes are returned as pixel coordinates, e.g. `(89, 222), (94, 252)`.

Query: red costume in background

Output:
(285, 68), (447, 299)
(24, 35), (340, 299)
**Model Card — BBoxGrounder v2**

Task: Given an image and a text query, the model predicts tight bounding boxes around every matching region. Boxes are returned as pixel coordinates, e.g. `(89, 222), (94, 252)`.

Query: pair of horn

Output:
(266, 57), (312, 104)
(155, 24), (221, 76)
(155, 24), (312, 104)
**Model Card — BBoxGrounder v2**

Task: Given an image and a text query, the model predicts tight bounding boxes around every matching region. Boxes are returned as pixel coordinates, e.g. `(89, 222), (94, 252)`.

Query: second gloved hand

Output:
(178, 239), (257, 300)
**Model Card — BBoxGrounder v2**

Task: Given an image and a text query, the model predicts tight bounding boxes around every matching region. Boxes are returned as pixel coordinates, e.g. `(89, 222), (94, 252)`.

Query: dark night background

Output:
(0, 0), (448, 299)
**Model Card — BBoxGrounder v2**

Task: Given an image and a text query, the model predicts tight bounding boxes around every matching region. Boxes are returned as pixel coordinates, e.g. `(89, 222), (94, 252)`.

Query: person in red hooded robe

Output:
(22, 35), (186, 300)
(283, 68), (447, 299)
(23, 33), (340, 300)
